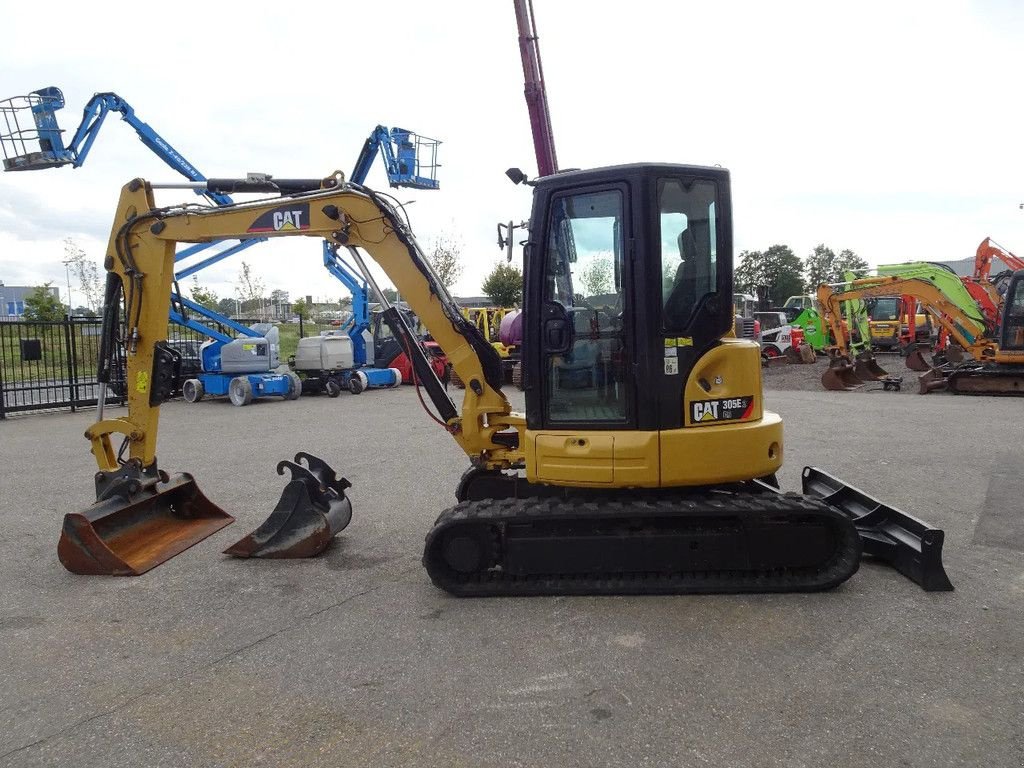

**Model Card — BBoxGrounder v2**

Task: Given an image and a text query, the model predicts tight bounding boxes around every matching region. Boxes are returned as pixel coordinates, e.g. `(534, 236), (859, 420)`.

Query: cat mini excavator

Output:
(58, 165), (952, 593)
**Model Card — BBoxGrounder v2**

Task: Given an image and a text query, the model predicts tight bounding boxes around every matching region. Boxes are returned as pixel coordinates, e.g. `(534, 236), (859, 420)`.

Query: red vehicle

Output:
(371, 307), (448, 384)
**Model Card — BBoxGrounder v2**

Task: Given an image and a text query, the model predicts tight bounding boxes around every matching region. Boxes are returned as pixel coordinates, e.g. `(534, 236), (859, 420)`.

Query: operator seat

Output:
(664, 228), (699, 327)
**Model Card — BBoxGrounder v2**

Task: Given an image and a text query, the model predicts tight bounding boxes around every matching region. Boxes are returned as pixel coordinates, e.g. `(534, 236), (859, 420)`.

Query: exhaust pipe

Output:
(224, 453), (352, 558)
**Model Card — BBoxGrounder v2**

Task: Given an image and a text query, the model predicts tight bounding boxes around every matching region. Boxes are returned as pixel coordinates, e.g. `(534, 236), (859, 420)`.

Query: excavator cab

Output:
(999, 271), (1024, 352)
(523, 166), (734, 440)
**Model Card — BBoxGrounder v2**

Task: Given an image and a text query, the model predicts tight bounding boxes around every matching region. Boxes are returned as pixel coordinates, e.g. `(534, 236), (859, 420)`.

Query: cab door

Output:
(533, 185), (634, 429)
(1000, 272), (1024, 351)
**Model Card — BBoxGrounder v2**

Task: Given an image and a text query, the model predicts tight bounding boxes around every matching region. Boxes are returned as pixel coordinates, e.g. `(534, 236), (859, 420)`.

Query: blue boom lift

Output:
(0, 86), (442, 400)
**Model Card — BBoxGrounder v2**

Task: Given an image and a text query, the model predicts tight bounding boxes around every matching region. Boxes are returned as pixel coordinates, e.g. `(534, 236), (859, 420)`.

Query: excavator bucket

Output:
(852, 351), (889, 381)
(224, 452), (352, 558)
(904, 345), (932, 372)
(821, 357), (864, 391)
(58, 465), (233, 576)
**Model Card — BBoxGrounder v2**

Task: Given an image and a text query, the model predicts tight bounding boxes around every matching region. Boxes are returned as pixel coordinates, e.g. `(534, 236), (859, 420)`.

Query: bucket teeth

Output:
(224, 453), (352, 559)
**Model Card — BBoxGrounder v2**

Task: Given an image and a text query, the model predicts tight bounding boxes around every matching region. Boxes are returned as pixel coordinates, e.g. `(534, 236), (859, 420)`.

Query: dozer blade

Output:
(802, 467), (953, 591)
(853, 351), (889, 381)
(904, 345), (932, 372)
(224, 452), (352, 558)
(821, 358), (864, 391)
(918, 367), (949, 394)
(58, 462), (233, 576)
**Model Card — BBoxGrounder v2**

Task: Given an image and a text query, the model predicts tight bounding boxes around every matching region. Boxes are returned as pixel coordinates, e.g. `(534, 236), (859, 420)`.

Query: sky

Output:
(1, 0), (1022, 309)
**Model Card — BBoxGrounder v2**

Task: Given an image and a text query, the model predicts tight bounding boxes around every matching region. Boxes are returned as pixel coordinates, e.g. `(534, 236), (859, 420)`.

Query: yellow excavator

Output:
(818, 274), (1024, 395)
(57, 165), (952, 593)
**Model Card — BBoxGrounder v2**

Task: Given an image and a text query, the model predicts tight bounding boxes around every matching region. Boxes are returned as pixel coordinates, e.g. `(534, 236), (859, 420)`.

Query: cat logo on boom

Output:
(247, 203), (311, 233)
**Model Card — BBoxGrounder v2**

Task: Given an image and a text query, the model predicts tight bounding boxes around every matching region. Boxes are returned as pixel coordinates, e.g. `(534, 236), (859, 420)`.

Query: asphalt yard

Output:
(0, 380), (1020, 767)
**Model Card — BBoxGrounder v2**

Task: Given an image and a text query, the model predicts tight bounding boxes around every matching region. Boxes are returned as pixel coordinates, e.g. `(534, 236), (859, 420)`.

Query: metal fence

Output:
(0, 317), (212, 418)
(0, 315), (346, 418)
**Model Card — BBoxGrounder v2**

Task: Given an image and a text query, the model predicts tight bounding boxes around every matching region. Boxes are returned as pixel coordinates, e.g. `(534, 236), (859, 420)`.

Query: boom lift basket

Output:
(388, 128), (441, 189)
(58, 463), (233, 575)
(0, 87), (72, 171)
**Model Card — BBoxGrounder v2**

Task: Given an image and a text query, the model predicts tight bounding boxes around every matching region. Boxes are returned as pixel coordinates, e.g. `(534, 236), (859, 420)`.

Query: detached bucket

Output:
(853, 352), (889, 381)
(821, 357), (864, 391)
(224, 452), (352, 559)
(58, 464), (233, 576)
(905, 345), (932, 372)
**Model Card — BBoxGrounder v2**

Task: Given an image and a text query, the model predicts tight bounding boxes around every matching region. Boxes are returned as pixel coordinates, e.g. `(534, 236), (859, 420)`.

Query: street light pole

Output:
(62, 259), (73, 317)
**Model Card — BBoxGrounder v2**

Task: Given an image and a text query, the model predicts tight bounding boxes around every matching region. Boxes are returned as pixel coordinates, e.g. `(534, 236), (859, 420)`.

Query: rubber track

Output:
(423, 493), (862, 597)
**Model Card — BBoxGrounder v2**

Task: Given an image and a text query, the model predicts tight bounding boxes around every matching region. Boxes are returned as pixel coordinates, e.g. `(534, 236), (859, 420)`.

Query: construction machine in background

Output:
(449, 307), (515, 388)
(53, 164), (952, 594)
(818, 274), (1024, 395)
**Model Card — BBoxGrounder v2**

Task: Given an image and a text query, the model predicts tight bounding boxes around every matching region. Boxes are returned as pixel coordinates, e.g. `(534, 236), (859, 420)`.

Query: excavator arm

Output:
(91, 174), (523, 476)
(817, 276), (993, 360)
(975, 237), (1024, 281)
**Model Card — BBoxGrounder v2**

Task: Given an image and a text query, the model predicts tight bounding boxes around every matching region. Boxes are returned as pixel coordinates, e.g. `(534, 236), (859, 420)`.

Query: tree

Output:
(23, 283), (65, 322)
(481, 262), (523, 307)
(735, 245), (804, 306)
(380, 287), (399, 303)
(292, 297), (310, 320)
(580, 257), (613, 297)
(803, 244), (870, 291)
(835, 249), (869, 281)
(236, 260), (265, 305)
(190, 276), (220, 311)
(216, 297), (238, 317)
(804, 244), (837, 292)
(63, 237), (103, 312)
(427, 231), (464, 290)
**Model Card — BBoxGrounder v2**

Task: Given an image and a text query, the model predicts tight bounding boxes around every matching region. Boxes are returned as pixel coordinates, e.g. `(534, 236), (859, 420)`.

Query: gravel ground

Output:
(762, 352), (925, 394)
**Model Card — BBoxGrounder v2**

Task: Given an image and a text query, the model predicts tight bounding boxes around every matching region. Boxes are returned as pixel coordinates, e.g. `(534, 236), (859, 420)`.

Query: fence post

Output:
(299, 316), (305, 338)
(63, 316), (77, 412)
(0, 334), (6, 420)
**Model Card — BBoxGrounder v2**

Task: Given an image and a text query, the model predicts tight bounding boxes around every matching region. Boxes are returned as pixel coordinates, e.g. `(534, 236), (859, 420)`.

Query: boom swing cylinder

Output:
(60, 165), (951, 595)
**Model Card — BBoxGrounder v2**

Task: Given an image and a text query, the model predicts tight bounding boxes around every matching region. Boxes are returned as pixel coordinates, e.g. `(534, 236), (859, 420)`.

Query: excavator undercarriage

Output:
(421, 466), (950, 595)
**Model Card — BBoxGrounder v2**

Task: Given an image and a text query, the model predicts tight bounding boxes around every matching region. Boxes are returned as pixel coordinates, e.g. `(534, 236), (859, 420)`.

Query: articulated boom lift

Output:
(0, 86), (441, 370)
(58, 167), (952, 594)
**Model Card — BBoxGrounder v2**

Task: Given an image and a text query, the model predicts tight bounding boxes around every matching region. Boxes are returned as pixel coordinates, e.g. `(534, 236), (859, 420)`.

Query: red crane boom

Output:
(513, 0), (558, 177)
